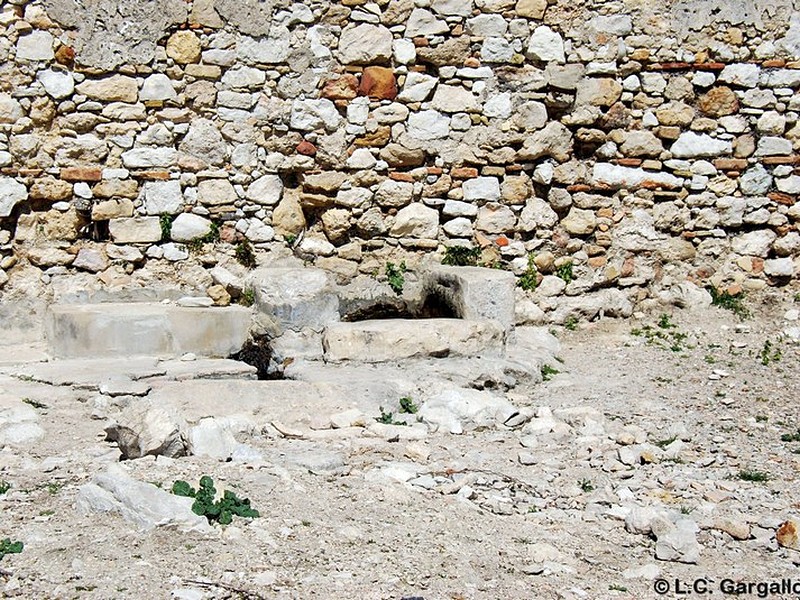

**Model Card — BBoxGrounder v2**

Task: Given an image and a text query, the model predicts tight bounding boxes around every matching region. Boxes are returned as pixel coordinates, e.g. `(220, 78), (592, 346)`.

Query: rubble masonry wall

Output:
(1, 0), (800, 319)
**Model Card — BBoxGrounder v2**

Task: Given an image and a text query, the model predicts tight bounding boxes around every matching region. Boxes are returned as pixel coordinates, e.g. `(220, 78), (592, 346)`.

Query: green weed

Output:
(517, 254), (538, 291)
(238, 287), (256, 307)
(759, 339), (782, 366)
(0, 538), (23, 560)
(399, 397), (419, 414)
(159, 214), (174, 242)
(376, 406), (407, 426)
(632, 317), (690, 352)
(235, 239), (257, 269)
(657, 314), (675, 329)
(0, 480), (9, 495)
(652, 435), (677, 449)
(541, 365), (560, 381)
(780, 428), (800, 443)
(609, 584), (628, 592)
(564, 315), (578, 331)
(708, 286), (749, 319)
(737, 470), (769, 483)
(556, 261), (574, 283)
(172, 476), (259, 525)
(442, 246), (480, 267)
(386, 261), (407, 295)
(187, 221), (221, 252)
(578, 478), (594, 493)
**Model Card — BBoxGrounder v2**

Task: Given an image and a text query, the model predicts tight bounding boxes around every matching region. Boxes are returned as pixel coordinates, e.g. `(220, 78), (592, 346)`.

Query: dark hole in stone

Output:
(340, 289), (459, 321)
(416, 288), (459, 319)
(341, 302), (415, 321)
(229, 335), (283, 380)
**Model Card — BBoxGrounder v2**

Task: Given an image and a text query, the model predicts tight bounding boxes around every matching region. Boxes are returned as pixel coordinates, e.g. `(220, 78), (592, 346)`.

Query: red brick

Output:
(714, 158), (748, 171)
(763, 156), (800, 165)
(131, 170), (171, 180)
(567, 184), (592, 193)
(616, 158), (642, 167)
(60, 167), (102, 182)
(693, 62), (726, 71)
(389, 172), (415, 182)
(451, 167), (479, 179)
(769, 192), (796, 206)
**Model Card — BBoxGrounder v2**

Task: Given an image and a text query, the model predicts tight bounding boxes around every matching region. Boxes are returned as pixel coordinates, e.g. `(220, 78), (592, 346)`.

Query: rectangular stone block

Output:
(46, 303), (251, 358)
(323, 319), (504, 362)
(108, 217), (162, 243)
(424, 265), (516, 333)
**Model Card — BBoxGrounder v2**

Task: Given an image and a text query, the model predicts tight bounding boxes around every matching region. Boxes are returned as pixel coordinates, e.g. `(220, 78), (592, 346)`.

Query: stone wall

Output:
(1, 0), (800, 322)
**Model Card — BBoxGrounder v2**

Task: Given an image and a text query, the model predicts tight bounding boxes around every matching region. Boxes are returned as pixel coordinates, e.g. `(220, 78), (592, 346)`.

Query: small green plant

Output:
(737, 469), (769, 483)
(385, 261), (407, 295)
(609, 584), (628, 592)
(238, 287), (256, 307)
(442, 246), (481, 267)
(632, 317), (690, 353)
(0, 480), (10, 495)
(708, 286), (750, 319)
(679, 505), (694, 515)
(47, 482), (64, 495)
(564, 315), (578, 331)
(376, 406), (407, 426)
(780, 428), (800, 443)
(22, 397), (47, 409)
(0, 538), (23, 560)
(578, 478), (594, 493)
(517, 254), (538, 291)
(759, 339), (782, 366)
(555, 260), (574, 283)
(285, 233), (297, 246)
(187, 222), (221, 253)
(755, 415), (768, 423)
(657, 314), (675, 329)
(172, 476), (259, 525)
(541, 365), (560, 381)
(399, 397), (419, 414)
(159, 214), (174, 241)
(653, 435), (677, 449)
(235, 239), (257, 269)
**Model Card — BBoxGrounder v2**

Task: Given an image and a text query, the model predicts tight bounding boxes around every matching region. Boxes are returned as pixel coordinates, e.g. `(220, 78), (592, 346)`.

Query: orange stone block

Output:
(297, 140), (317, 156)
(60, 167), (102, 182)
(389, 172), (415, 182)
(358, 67), (397, 100)
(451, 167), (479, 179)
(321, 74), (359, 100)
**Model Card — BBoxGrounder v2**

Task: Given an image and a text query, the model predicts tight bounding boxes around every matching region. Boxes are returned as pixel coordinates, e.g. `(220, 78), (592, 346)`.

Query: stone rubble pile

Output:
(0, 0), (798, 321)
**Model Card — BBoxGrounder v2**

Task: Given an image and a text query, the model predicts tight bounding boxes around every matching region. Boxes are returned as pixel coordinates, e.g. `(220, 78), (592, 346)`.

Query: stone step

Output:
(322, 318), (504, 363)
(6, 357), (257, 389)
(45, 303), (251, 359)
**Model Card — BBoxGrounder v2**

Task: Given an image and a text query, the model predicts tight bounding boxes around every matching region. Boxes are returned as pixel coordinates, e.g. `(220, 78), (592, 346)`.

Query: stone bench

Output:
(46, 303), (251, 358)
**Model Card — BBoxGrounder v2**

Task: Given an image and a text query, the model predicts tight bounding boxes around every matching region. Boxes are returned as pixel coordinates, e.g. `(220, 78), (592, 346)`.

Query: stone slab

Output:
(45, 303), (252, 359)
(322, 318), (504, 362)
(7, 357), (256, 388)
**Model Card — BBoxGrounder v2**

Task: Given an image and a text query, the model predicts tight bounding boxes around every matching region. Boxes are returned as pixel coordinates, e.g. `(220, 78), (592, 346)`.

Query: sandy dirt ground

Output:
(1, 289), (800, 600)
